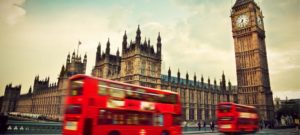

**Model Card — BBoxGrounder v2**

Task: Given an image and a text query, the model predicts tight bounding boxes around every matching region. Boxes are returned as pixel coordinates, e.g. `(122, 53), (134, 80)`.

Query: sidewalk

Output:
(183, 130), (217, 134)
(182, 127), (217, 134)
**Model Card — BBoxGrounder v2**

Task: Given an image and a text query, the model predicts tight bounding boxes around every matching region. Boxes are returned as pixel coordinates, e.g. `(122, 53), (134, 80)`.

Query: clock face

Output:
(236, 14), (249, 28)
(257, 15), (262, 27)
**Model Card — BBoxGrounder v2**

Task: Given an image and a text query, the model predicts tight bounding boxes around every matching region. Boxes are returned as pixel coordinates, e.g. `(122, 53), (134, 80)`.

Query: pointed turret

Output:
(201, 75), (204, 88)
(157, 32), (162, 57)
(228, 80), (232, 91)
(28, 86), (32, 94)
(221, 71), (226, 90)
(96, 42), (101, 64)
(136, 25), (141, 44)
(168, 67), (171, 82)
(214, 78), (217, 90)
(144, 37), (147, 46)
(67, 53), (70, 64)
(177, 69), (181, 84)
(106, 38), (110, 55)
(83, 53), (87, 64)
(194, 73), (197, 86)
(148, 39), (150, 47)
(233, 0), (254, 8)
(116, 48), (120, 57)
(122, 31), (127, 54)
(208, 77), (211, 89)
(59, 65), (65, 77)
(72, 51), (76, 61)
(186, 72), (189, 86)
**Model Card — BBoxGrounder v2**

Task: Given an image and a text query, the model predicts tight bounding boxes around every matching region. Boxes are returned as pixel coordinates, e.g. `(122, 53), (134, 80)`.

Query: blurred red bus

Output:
(62, 74), (182, 135)
(217, 102), (259, 134)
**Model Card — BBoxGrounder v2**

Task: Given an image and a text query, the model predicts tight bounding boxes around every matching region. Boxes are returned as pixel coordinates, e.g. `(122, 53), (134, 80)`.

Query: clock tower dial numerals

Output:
(236, 14), (249, 28)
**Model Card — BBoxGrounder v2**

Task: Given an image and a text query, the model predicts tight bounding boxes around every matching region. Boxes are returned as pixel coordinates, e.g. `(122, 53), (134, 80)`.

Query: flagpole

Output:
(77, 41), (81, 57)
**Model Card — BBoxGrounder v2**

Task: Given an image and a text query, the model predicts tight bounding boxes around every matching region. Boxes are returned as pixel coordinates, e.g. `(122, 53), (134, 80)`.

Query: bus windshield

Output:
(69, 78), (84, 96)
(217, 102), (259, 134)
(98, 81), (178, 104)
(218, 104), (232, 113)
(63, 75), (182, 135)
(65, 104), (82, 114)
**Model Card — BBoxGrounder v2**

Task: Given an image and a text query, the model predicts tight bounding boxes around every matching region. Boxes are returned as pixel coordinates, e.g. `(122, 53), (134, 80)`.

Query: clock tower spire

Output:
(231, 0), (274, 121)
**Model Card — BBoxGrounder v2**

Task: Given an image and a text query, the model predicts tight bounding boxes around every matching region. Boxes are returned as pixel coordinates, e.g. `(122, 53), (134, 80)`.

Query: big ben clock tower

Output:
(231, 0), (274, 121)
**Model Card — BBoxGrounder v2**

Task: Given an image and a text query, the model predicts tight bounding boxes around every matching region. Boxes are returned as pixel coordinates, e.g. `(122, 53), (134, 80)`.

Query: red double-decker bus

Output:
(62, 74), (182, 135)
(217, 102), (259, 134)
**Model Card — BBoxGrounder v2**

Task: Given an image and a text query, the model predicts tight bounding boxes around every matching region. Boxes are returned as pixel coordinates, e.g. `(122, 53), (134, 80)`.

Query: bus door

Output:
(83, 118), (93, 135)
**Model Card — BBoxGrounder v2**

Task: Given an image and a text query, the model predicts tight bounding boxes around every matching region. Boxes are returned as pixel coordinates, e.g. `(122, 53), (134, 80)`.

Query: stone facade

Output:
(9, 51), (87, 120)
(161, 72), (237, 122)
(91, 26), (237, 122)
(1, 0), (275, 123)
(1, 26), (237, 123)
(15, 88), (32, 113)
(1, 84), (21, 114)
(92, 25), (162, 89)
(230, 0), (274, 121)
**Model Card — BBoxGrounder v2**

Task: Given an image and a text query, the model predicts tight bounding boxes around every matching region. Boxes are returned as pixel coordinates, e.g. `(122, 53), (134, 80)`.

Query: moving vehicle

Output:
(62, 74), (182, 135)
(217, 102), (259, 134)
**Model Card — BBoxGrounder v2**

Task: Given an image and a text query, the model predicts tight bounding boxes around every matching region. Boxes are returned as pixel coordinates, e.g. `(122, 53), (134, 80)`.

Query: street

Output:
(183, 128), (299, 135)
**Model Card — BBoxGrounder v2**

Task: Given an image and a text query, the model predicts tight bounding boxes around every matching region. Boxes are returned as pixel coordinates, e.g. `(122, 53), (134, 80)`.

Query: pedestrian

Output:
(197, 121), (201, 131)
(260, 121), (263, 130)
(210, 121), (215, 132)
(203, 121), (206, 131)
(183, 121), (187, 131)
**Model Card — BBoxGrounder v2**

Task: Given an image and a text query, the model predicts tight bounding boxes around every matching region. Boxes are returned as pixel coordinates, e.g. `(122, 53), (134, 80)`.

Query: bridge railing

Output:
(5, 120), (62, 134)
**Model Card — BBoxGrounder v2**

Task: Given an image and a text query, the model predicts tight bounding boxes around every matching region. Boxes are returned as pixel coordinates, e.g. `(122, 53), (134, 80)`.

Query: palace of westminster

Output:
(0, 0), (274, 122)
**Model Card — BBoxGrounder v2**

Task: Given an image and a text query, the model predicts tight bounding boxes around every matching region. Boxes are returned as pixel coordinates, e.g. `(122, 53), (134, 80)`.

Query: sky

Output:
(0, 0), (299, 100)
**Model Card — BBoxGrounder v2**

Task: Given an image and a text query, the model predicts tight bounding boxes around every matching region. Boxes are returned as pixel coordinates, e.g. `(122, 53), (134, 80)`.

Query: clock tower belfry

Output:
(230, 0), (274, 121)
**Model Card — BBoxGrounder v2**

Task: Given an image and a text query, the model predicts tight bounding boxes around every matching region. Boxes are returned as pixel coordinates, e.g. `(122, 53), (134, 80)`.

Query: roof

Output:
(233, 0), (254, 8)
(161, 74), (237, 91)
(69, 74), (179, 95)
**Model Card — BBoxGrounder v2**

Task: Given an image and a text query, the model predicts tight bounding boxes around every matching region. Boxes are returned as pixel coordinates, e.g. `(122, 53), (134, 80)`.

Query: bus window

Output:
(65, 104), (82, 114)
(98, 81), (108, 95)
(109, 84), (125, 99)
(218, 104), (232, 113)
(154, 114), (164, 126)
(161, 94), (177, 104)
(126, 89), (178, 104)
(172, 114), (182, 125)
(70, 79), (83, 96)
(98, 109), (153, 125)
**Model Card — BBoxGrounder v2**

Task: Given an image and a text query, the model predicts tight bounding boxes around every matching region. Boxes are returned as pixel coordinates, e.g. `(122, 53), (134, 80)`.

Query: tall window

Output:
(126, 61), (133, 74)
(189, 108), (194, 120)
(141, 61), (146, 75)
(150, 63), (155, 76)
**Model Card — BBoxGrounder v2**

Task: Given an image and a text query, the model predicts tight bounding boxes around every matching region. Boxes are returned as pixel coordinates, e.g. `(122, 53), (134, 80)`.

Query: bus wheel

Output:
(161, 130), (169, 135)
(108, 130), (120, 135)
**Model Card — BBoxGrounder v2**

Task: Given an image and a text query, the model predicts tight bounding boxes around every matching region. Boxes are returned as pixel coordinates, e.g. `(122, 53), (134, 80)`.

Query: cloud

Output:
(0, 0), (26, 25)
(0, 0), (299, 97)
(156, 0), (236, 83)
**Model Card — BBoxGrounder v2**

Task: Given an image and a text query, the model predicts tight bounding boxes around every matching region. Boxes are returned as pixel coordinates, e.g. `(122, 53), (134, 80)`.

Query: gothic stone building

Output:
(230, 0), (274, 120)
(91, 25), (237, 123)
(2, 25), (236, 122)
(92, 26), (162, 89)
(4, 52), (87, 120)
(1, 0), (275, 122)
(1, 84), (21, 114)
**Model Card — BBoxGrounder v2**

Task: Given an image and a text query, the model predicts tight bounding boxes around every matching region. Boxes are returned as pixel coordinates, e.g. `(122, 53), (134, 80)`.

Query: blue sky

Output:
(0, 0), (299, 99)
